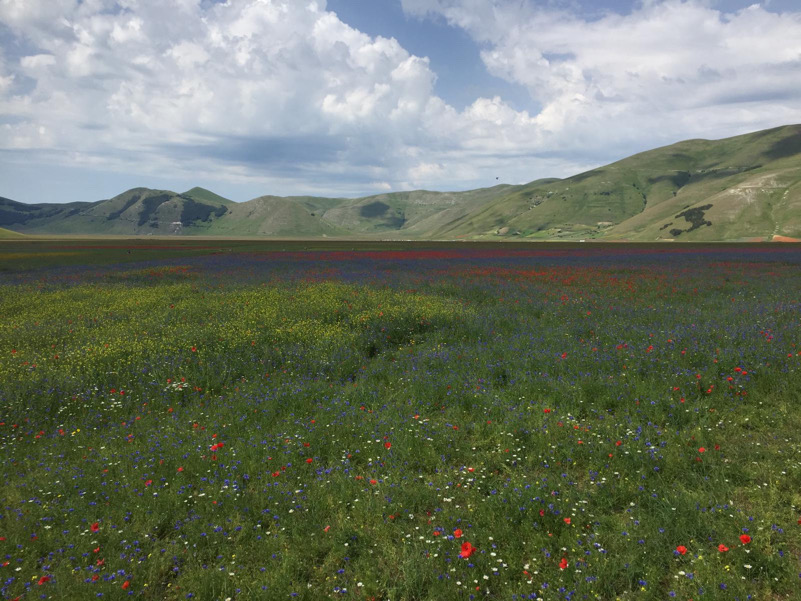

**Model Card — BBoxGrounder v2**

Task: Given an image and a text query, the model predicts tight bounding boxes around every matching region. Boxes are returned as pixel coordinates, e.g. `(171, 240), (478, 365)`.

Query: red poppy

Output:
(698, 447), (706, 453)
(739, 534), (751, 544)
(306, 458), (313, 464)
(122, 580), (130, 590)
(37, 576), (50, 585)
(718, 544), (729, 552)
(563, 518), (571, 525)
(453, 529), (462, 538)
(559, 557), (568, 570)
(177, 466), (184, 472)
(676, 545), (687, 555)
(460, 542), (476, 558)
(615, 440), (622, 446)
(369, 479), (377, 485)
(90, 522), (99, 532)
(384, 442), (392, 449)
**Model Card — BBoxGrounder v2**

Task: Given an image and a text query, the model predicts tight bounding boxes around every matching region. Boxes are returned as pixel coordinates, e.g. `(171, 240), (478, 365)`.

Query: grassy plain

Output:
(1, 239), (800, 600)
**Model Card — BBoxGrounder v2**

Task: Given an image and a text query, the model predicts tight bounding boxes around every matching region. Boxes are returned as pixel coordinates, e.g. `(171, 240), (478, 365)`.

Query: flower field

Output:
(1, 242), (800, 600)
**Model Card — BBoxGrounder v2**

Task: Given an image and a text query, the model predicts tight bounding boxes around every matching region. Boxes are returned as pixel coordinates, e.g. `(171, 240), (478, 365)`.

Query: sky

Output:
(1, 0), (801, 204)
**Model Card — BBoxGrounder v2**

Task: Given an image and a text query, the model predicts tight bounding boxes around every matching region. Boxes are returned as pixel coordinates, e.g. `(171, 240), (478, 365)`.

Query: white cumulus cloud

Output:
(402, 0), (801, 157)
(1, 0), (800, 201)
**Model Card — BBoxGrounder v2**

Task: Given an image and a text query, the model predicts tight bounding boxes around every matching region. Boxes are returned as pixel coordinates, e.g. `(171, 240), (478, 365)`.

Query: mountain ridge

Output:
(2, 124), (800, 241)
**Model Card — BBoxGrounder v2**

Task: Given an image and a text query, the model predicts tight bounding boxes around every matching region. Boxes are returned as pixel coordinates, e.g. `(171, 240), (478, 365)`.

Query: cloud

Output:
(402, 0), (801, 157)
(1, 0), (800, 201)
(0, 0), (589, 197)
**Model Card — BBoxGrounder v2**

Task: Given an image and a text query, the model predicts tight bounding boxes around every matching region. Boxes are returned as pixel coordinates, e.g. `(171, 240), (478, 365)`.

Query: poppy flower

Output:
(177, 466), (184, 472)
(90, 522), (99, 532)
(718, 544), (729, 552)
(453, 529), (462, 538)
(384, 442), (392, 449)
(460, 542), (476, 558)
(369, 479), (377, 485)
(559, 557), (568, 570)
(122, 580), (130, 590)
(676, 545), (687, 555)
(698, 447), (706, 453)
(739, 535), (751, 544)
(37, 576), (50, 585)
(563, 518), (571, 525)
(306, 458), (313, 464)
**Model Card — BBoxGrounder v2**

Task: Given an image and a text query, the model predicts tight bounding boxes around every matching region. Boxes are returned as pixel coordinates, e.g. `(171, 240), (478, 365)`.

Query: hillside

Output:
(437, 124), (801, 241)
(0, 226), (25, 239)
(1, 188), (231, 236)
(1, 124), (799, 240)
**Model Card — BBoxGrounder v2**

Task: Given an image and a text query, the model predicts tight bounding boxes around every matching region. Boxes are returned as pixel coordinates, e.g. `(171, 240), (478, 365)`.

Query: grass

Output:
(1, 240), (800, 600)
(0, 227), (25, 239)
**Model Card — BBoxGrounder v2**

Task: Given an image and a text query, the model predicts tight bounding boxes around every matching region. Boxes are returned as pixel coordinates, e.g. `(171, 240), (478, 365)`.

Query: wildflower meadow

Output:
(1, 241), (800, 601)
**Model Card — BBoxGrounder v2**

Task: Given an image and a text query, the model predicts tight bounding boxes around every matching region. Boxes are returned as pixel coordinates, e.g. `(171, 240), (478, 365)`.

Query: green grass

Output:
(181, 187), (235, 206)
(0, 227), (24, 239)
(0, 242), (800, 600)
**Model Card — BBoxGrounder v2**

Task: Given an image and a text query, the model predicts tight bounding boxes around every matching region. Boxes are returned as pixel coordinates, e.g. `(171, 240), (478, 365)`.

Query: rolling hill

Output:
(2, 125), (800, 241)
(0, 226), (25, 239)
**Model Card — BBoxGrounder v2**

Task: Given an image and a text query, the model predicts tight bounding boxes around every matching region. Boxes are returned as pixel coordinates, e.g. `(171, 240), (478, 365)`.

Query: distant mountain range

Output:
(2, 124), (800, 241)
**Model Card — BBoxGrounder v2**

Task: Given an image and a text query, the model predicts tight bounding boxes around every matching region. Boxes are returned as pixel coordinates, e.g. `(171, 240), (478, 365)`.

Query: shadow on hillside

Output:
(764, 128), (801, 161)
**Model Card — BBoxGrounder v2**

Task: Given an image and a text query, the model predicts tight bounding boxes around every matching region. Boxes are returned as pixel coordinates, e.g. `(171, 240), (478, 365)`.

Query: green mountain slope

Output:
(1, 124), (799, 240)
(0, 226), (25, 239)
(319, 185), (517, 237)
(3, 188), (231, 235)
(182, 187), (235, 206)
(198, 195), (351, 237)
(607, 125), (801, 240)
(437, 125), (801, 240)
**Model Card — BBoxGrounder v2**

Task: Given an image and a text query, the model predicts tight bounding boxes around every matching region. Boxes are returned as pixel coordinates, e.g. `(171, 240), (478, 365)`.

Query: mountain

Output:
(2, 124), (800, 241)
(430, 124), (801, 241)
(0, 188), (231, 235)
